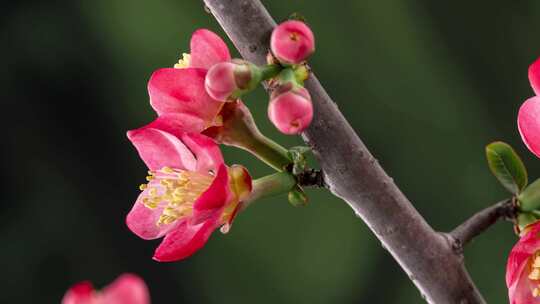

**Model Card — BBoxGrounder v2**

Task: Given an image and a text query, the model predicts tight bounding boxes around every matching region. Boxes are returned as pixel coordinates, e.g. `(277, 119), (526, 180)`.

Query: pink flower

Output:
(62, 273), (149, 304)
(126, 118), (251, 262)
(268, 84), (313, 134)
(518, 58), (540, 158)
(147, 29), (231, 133)
(270, 20), (315, 65)
(506, 221), (540, 304)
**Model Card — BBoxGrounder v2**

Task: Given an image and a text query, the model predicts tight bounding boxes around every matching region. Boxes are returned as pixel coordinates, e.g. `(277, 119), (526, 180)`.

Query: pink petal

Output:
(191, 163), (231, 224)
(141, 113), (206, 137)
(190, 29), (231, 69)
(509, 267), (539, 304)
(126, 182), (180, 240)
(148, 68), (224, 124)
(518, 97), (540, 158)
(529, 57), (540, 96)
(153, 214), (220, 262)
(62, 281), (95, 304)
(127, 127), (196, 171)
(102, 274), (150, 304)
(181, 132), (224, 174)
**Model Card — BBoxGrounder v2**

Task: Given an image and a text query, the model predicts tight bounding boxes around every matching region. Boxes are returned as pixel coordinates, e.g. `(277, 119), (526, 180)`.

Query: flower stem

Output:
(258, 64), (282, 81)
(245, 133), (291, 171)
(205, 101), (292, 171)
(243, 171), (297, 207)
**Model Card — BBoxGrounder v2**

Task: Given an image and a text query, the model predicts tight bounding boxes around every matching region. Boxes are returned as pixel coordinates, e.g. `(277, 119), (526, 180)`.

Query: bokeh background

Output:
(3, 0), (540, 303)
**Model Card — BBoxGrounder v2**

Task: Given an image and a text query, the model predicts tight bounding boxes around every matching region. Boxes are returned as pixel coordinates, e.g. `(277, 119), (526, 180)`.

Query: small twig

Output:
(450, 198), (516, 253)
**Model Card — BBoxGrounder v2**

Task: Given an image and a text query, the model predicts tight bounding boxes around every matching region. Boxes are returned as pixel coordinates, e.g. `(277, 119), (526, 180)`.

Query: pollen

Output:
(174, 53), (191, 69)
(137, 166), (213, 226)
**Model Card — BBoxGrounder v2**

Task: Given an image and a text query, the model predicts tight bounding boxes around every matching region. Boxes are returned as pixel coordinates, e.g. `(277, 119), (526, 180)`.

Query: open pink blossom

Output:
(268, 85), (313, 134)
(126, 118), (251, 262)
(506, 221), (540, 303)
(147, 29), (232, 133)
(270, 20), (315, 65)
(62, 273), (149, 304)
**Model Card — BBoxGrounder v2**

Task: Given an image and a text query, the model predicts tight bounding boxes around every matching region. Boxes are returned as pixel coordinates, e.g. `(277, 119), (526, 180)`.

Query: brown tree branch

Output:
(450, 198), (516, 253)
(202, 0), (488, 303)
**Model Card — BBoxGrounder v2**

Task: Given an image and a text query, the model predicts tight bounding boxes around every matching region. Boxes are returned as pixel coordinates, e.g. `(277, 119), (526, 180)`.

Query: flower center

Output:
(529, 252), (540, 297)
(139, 166), (213, 226)
(174, 53), (191, 69)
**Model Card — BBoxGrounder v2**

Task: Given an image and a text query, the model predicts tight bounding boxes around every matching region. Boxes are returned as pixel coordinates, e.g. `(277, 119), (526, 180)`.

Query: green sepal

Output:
(287, 12), (307, 22)
(519, 178), (540, 212)
(287, 146), (311, 175)
(485, 141), (528, 194)
(288, 185), (308, 207)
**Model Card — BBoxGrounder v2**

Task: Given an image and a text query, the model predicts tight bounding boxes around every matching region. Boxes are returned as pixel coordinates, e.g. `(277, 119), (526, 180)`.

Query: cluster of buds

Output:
(203, 20), (316, 135)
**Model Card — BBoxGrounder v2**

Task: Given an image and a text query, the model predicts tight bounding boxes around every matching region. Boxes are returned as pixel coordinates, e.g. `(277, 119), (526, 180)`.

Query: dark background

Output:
(3, 1), (540, 303)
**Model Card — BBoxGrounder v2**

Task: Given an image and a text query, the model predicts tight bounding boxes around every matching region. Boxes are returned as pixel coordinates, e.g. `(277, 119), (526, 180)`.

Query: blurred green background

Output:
(3, 0), (540, 303)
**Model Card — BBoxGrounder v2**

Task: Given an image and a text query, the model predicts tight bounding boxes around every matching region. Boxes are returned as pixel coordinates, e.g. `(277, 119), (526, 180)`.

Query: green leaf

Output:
(519, 178), (540, 212)
(485, 141), (528, 194)
(517, 212), (537, 232)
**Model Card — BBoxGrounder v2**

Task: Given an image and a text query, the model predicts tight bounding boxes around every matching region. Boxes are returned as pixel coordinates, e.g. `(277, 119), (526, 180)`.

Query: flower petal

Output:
(127, 127), (196, 171)
(62, 281), (95, 304)
(181, 132), (224, 174)
(141, 113), (206, 137)
(508, 267), (539, 304)
(126, 182), (180, 240)
(190, 29), (231, 69)
(153, 214), (220, 262)
(148, 68), (223, 124)
(518, 97), (540, 158)
(529, 57), (540, 96)
(102, 274), (150, 304)
(191, 163), (231, 224)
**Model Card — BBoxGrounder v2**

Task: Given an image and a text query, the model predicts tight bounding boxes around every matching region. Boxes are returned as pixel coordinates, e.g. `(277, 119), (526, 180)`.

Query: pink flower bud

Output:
(268, 86), (313, 134)
(270, 20), (315, 65)
(205, 60), (258, 102)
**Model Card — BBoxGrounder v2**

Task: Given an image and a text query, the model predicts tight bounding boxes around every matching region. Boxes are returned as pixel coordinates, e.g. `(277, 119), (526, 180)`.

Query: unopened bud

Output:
(268, 85), (313, 135)
(270, 20), (315, 65)
(204, 60), (260, 101)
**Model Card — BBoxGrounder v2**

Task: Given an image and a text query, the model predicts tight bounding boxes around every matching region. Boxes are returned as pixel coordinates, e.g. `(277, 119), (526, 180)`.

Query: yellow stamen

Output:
(529, 252), (540, 297)
(533, 256), (540, 268)
(137, 167), (214, 226)
(174, 53), (191, 69)
(529, 268), (540, 281)
(139, 184), (147, 191)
